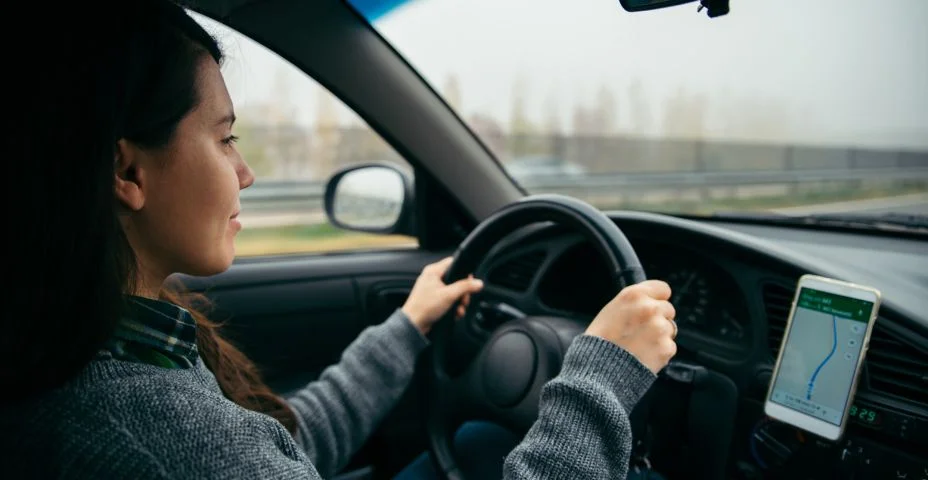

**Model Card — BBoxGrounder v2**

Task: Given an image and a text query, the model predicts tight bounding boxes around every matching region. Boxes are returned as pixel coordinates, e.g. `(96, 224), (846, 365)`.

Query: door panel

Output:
(178, 248), (447, 476)
(207, 278), (363, 395)
(360, 277), (419, 329)
(183, 249), (444, 389)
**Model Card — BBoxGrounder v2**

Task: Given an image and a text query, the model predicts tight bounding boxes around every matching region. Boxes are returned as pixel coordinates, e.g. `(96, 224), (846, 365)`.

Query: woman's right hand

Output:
(585, 280), (678, 374)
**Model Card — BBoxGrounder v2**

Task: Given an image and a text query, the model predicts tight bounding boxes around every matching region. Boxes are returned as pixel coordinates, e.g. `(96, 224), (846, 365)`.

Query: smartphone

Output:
(764, 274), (882, 441)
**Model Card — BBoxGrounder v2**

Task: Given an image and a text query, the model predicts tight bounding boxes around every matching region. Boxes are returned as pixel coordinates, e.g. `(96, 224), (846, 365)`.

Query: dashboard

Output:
(537, 239), (754, 352)
(474, 211), (928, 480)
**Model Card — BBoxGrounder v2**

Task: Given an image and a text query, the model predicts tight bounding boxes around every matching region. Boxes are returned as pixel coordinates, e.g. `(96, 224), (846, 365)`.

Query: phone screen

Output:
(769, 287), (875, 426)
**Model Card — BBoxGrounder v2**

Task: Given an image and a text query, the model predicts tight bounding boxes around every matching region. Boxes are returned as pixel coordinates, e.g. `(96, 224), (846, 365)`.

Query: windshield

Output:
(350, 0), (928, 218)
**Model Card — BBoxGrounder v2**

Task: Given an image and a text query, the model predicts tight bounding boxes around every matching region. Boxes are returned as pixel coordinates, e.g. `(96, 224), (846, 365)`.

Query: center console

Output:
(632, 362), (928, 480)
(735, 395), (927, 479)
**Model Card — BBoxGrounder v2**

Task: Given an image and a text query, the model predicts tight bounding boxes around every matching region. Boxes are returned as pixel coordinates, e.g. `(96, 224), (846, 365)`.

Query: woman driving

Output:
(2, 1), (677, 478)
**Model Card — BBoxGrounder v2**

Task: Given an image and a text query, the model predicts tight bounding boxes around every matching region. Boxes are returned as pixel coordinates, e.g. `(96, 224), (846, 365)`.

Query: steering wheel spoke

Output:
(429, 352), (485, 421)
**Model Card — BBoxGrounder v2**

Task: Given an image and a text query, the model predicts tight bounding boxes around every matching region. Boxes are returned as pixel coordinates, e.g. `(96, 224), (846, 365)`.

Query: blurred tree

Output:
(510, 76), (537, 157)
(442, 74), (463, 113)
(662, 87), (707, 140)
(628, 79), (651, 137)
(571, 105), (594, 136)
(312, 88), (341, 179)
(270, 64), (297, 125)
(723, 97), (790, 143)
(468, 113), (507, 158)
(571, 84), (619, 137)
(543, 92), (562, 135)
(234, 119), (274, 177)
(595, 84), (618, 135)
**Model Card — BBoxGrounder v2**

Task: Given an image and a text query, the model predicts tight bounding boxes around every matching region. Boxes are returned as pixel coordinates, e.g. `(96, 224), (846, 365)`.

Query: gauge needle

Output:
(729, 316), (743, 334)
(723, 311), (743, 336)
(672, 272), (697, 305)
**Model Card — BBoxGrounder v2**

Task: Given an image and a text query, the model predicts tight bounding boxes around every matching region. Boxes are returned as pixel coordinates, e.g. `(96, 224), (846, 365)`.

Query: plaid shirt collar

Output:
(104, 295), (199, 368)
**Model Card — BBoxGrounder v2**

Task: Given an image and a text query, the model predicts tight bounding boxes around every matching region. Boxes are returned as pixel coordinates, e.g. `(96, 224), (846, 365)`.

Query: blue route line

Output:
(807, 314), (838, 400)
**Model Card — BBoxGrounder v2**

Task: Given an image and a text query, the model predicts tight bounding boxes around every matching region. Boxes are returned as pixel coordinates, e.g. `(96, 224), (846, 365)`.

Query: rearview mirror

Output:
(619, 0), (729, 18)
(323, 163), (415, 235)
(619, 0), (697, 12)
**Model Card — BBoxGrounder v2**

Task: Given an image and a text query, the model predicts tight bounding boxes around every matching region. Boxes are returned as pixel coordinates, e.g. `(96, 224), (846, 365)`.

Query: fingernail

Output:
(473, 279), (484, 287)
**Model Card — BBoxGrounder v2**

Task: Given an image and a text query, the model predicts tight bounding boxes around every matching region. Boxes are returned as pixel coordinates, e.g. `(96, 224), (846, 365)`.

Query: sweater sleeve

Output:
(287, 309), (429, 478)
(503, 334), (656, 479)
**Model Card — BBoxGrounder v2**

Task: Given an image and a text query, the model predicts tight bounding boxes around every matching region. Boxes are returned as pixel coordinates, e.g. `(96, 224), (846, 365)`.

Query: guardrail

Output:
(517, 167), (928, 190)
(240, 167), (928, 215)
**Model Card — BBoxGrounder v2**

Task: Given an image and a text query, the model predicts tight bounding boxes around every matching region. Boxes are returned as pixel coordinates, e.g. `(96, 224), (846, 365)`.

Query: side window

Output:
(193, 14), (416, 257)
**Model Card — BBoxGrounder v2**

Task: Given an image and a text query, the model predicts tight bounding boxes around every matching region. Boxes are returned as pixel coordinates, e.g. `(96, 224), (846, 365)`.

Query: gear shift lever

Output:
(629, 360), (739, 480)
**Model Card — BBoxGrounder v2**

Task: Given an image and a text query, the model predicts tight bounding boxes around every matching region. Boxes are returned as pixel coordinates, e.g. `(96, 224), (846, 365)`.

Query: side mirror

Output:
(323, 163), (415, 236)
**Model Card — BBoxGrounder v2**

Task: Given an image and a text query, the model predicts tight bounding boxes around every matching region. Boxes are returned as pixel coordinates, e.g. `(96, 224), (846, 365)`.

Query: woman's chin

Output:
(183, 235), (237, 278)
(194, 249), (235, 278)
(216, 250), (236, 274)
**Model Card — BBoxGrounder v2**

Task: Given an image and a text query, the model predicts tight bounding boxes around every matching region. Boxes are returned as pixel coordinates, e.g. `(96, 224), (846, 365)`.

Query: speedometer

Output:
(666, 269), (711, 327)
(639, 245), (752, 352)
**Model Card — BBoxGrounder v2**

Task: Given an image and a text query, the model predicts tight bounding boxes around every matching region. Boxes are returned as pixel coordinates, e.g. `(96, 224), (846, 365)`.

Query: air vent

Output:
(865, 326), (928, 406)
(762, 282), (795, 357)
(487, 250), (547, 292)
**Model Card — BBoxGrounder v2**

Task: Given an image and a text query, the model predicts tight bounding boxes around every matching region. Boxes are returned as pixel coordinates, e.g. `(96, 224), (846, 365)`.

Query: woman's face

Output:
(117, 56), (254, 295)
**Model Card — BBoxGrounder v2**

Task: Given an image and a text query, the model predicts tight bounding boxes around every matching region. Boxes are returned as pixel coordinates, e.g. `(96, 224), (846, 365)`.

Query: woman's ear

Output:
(114, 139), (145, 211)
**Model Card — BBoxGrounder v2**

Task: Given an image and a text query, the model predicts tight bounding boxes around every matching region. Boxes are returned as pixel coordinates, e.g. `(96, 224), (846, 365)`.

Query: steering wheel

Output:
(426, 194), (647, 480)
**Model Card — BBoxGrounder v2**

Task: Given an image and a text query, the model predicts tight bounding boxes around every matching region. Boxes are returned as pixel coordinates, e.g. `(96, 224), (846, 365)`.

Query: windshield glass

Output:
(350, 0), (928, 218)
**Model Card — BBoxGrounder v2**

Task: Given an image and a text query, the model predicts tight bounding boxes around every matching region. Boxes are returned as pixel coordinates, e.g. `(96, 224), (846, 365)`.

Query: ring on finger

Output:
(670, 319), (678, 339)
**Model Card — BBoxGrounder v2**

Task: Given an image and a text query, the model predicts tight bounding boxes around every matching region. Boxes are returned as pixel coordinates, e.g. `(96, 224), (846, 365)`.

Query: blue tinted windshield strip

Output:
(348, 0), (415, 21)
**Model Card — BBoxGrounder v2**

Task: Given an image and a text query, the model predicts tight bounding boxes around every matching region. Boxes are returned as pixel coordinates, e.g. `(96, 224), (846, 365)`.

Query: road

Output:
(806, 314), (838, 401)
(771, 193), (928, 216)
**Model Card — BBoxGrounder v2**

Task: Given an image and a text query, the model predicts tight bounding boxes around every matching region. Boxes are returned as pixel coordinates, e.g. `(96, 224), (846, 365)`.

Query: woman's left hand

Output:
(401, 257), (484, 335)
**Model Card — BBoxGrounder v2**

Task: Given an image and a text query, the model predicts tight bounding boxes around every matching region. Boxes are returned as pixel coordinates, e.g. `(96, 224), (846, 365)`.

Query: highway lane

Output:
(771, 193), (928, 216)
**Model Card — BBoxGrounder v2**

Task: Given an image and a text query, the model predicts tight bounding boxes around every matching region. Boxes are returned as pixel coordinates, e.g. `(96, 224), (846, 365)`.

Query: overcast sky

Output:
(198, 0), (928, 149)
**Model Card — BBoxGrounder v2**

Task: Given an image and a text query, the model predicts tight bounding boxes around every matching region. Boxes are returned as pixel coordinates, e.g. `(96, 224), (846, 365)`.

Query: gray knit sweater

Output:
(1, 310), (654, 479)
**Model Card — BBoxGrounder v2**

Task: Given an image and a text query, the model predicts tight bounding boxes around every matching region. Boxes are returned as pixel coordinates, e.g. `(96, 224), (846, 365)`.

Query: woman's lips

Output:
(230, 210), (242, 230)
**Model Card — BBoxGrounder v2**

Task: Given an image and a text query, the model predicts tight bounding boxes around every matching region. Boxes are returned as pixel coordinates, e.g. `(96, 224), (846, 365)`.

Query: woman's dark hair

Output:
(5, 0), (297, 432)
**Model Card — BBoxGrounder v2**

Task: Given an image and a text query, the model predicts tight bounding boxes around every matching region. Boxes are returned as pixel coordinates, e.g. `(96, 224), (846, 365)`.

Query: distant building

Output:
(467, 114), (507, 159)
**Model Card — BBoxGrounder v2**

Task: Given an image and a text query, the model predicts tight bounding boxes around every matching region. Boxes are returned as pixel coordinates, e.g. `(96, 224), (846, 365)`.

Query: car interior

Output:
(178, 1), (927, 479)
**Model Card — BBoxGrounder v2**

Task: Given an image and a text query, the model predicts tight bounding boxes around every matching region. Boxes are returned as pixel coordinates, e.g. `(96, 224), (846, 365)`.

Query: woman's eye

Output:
(222, 135), (240, 145)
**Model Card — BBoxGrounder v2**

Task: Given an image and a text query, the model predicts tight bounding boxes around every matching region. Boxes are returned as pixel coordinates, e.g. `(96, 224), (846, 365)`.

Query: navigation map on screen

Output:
(769, 288), (874, 426)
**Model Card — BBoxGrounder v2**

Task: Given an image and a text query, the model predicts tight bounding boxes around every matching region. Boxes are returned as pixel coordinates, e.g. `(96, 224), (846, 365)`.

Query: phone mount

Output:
(629, 360), (739, 480)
